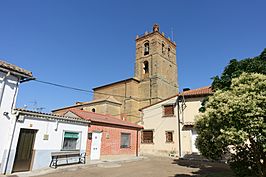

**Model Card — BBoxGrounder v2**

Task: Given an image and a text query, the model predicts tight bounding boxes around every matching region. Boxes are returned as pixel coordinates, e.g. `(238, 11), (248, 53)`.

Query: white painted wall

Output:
(140, 96), (205, 157)
(180, 97), (204, 156)
(182, 97), (204, 123)
(3, 115), (88, 174)
(140, 97), (179, 156)
(0, 71), (20, 171)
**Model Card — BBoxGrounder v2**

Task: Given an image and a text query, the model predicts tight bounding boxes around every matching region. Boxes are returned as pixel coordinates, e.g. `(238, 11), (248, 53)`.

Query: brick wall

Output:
(87, 123), (141, 157)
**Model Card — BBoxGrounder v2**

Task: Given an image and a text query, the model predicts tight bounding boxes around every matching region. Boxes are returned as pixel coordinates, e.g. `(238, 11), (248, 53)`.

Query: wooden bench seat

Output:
(49, 151), (86, 168)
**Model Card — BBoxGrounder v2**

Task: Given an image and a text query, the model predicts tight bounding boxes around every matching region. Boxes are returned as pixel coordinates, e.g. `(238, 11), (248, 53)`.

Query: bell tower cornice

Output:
(135, 24), (176, 48)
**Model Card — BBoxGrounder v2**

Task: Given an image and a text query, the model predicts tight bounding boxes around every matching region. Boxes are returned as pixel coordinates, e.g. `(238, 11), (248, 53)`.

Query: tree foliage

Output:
(196, 73), (266, 177)
(199, 49), (266, 113)
(212, 48), (266, 91)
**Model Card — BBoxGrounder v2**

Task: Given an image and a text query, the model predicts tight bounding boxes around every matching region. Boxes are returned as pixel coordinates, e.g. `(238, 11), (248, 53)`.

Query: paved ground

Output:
(8, 156), (233, 177)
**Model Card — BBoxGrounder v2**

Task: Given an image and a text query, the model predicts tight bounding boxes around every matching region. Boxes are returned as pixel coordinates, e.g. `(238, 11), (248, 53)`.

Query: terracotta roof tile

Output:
(181, 86), (213, 96)
(0, 60), (33, 78)
(68, 108), (143, 129)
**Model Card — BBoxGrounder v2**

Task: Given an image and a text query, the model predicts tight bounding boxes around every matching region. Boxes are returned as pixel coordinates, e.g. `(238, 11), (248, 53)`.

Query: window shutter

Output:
(164, 105), (174, 116)
(142, 131), (153, 143)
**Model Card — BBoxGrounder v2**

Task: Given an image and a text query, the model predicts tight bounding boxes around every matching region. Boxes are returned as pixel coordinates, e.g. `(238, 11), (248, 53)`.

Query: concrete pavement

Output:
(3, 156), (146, 177)
(2, 156), (233, 177)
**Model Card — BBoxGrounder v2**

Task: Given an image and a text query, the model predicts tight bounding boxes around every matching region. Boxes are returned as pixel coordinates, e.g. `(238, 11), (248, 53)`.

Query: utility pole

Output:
(177, 95), (182, 158)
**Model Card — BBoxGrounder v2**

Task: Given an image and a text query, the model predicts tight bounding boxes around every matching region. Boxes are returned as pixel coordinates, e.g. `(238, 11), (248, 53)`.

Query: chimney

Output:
(183, 88), (190, 92)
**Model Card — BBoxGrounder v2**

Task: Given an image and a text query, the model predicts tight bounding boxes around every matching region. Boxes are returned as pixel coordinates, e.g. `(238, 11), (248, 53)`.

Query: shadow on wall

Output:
(170, 159), (234, 177)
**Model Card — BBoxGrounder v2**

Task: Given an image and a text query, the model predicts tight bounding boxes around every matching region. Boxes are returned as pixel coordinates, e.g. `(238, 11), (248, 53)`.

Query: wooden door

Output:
(12, 129), (37, 172)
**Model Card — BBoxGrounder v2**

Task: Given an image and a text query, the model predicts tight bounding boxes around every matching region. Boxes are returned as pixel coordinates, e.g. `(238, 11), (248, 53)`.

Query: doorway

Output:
(12, 129), (37, 172)
(191, 129), (199, 153)
(90, 132), (102, 160)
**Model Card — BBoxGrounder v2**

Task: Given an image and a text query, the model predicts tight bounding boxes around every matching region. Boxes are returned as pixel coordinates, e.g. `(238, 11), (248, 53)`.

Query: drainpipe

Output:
(136, 129), (139, 157)
(0, 72), (11, 108)
(177, 96), (182, 158)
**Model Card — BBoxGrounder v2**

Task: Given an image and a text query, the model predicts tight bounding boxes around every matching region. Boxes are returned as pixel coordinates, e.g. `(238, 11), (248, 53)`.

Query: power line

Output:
(34, 79), (91, 93)
(33, 79), (180, 112)
(33, 79), (142, 101)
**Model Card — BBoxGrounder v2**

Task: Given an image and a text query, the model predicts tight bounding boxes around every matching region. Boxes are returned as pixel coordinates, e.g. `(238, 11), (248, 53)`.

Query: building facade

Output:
(3, 109), (89, 174)
(0, 60), (34, 174)
(53, 24), (178, 123)
(0, 60), (89, 174)
(139, 86), (212, 157)
(64, 108), (143, 160)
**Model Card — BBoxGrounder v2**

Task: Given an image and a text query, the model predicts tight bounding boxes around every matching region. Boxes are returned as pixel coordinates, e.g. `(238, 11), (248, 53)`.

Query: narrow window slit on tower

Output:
(143, 61), (149, 78)
(144, 42), (149, 55)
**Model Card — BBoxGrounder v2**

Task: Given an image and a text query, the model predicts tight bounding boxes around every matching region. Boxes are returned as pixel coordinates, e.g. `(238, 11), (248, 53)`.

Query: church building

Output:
(53, 24), (178, 123)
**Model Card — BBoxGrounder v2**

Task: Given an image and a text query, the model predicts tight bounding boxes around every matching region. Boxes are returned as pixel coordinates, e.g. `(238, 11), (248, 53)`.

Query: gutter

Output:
(15, 109), (91, 124)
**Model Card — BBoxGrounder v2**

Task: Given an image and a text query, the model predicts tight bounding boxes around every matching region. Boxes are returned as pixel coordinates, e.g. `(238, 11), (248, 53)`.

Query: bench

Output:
(49, 151), (86, 168)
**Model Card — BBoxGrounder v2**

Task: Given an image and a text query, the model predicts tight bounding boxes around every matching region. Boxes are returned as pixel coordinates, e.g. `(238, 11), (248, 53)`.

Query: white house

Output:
(0, 60), (90, 174)
(3, 109), (89, 174)
(0, 60), (34, 173)
(139, 86), (212, 157)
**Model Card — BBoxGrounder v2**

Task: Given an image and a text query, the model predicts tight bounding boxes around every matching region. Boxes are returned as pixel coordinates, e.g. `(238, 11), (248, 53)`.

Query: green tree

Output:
(212, 48), (266, 91)
(199, 49), (266, 113)
(195, 73), (266, 177)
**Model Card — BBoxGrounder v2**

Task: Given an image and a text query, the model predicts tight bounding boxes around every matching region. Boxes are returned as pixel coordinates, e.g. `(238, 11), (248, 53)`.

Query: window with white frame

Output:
(62, 131), (81, 150)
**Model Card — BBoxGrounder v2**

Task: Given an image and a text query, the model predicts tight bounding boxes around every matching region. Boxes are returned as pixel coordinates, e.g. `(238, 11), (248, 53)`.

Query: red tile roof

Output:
(181, 86), (213, 96)
(68, 108), (143, 129)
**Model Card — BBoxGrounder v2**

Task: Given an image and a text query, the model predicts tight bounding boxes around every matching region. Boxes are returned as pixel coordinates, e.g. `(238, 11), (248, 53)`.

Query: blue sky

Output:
(0, 0), (265, 112)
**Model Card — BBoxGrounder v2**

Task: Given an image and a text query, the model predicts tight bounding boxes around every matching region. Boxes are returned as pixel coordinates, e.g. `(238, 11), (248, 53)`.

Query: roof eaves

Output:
(68, 109), (142, 129)
(91, 120), (143, 129)
(139, 93), (178, 111)
(15, 108), (90, 124)
(0, 60), (33, 78)
(93, 77), (140, 90)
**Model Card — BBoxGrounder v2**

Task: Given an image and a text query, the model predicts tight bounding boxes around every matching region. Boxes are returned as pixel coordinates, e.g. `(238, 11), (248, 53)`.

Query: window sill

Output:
(141, 142), (154, 144)
(162, 115), (176, 118)
(61, 149), (80, 151)
(120, 146), (131, 149)
(165, 141), (174, 144)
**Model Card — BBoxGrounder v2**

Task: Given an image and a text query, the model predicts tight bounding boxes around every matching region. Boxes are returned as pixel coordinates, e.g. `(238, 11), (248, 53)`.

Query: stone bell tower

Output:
(135, 24), (178, 108)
